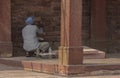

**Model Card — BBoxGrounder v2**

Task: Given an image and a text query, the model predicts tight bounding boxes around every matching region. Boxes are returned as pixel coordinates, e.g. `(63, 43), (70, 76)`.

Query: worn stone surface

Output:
(0, 63), (120, 78)
(0, 53), (120, 76)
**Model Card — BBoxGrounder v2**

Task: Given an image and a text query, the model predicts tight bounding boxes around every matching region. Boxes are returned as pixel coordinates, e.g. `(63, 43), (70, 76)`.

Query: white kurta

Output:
(22, 25), (40, 51)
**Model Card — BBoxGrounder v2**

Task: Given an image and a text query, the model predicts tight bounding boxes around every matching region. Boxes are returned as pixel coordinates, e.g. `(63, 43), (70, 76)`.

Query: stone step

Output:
(83, 46), (105, 59)
(48, 46), (105, 59)
(83, 48), (99, 54)
(84, 51), (105, 59)
(0, 56), (120, 76)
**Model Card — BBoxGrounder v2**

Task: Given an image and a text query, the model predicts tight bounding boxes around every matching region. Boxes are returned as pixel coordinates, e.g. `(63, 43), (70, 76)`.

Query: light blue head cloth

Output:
(25, 16), (34, 25)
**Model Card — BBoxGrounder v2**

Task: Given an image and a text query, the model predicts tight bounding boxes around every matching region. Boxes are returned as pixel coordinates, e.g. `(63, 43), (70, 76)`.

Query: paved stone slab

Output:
(0, 63), (120, 78)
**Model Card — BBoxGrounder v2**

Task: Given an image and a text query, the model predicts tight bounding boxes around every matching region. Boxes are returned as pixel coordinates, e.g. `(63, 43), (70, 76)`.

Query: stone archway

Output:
(11, 0), (61, 56)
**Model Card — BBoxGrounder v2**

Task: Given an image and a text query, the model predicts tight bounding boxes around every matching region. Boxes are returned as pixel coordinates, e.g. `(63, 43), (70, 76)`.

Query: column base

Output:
(59, 46), (83, 65)
(0, 42), (13, 57)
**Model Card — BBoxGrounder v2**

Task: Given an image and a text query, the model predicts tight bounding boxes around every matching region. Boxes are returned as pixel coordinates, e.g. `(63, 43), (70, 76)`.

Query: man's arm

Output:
(36, 26), (45, 41)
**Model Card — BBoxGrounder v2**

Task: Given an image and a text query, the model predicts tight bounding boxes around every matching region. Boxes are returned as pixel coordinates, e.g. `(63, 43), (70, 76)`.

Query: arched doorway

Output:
(11, 0), (61, 56)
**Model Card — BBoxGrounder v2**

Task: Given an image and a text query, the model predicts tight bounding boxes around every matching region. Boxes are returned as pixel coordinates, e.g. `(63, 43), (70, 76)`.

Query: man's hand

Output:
(41, 32), (46, 35)
(38, 37), (44, 40)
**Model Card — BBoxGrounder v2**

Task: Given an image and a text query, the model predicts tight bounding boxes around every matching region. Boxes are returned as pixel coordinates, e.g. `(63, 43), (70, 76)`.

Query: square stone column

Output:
(59, 0), (83, 65)
(0, 0), (12, 57)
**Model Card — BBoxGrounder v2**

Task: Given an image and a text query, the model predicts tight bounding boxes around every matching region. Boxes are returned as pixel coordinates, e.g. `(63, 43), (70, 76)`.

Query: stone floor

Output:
(0, 63), (120, 78)
(0, 53), (120, 77)
(84, 53), (120, 65)
(1, 53), (120, 65)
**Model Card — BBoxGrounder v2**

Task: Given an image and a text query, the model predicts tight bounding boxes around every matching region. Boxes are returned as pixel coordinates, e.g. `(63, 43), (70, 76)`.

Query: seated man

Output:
(22, 16), (49, 57)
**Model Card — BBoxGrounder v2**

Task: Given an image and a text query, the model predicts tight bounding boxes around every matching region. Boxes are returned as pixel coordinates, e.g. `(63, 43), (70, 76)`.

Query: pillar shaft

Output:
(0, 0), (12, 57)
(59, 0), (83, 65)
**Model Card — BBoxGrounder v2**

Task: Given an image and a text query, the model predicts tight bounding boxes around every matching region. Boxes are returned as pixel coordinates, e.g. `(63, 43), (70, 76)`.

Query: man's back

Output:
(22, 25), (40, 51)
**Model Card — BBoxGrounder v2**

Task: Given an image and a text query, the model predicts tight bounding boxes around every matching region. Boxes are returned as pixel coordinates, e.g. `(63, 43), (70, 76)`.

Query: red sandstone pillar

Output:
(0, 0), (12, 57)
(91, 0), (107, 51)
(59, 0), (83, 65)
